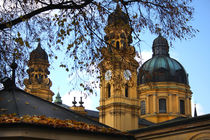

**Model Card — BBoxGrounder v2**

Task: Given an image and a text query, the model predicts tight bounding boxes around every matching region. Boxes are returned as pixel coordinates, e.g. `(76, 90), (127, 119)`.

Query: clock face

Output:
(124, 70), (132, 80)
(105, 70), (112, 81)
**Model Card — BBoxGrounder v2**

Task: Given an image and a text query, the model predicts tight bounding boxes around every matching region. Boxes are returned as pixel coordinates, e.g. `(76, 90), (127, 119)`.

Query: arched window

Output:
(180, 100), (185, 114)
(107, 84), (111, 98)
(159, 98), (166, 113)
(116, 41), (120, 49)
(140, 100), (146, 115)
(125, 84), (128, 97)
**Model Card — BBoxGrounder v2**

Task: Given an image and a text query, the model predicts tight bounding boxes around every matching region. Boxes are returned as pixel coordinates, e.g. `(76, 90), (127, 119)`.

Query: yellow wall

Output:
(134, 120), (210, 140)
(24, 59), (54, 102)
(138, 82), (192, 123)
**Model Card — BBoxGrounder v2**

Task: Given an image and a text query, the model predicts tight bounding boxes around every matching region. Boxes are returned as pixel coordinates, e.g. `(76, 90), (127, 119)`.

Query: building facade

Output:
(24, 42), (54, 102)
(6, 4), (208, 140)
(98, 4), (192, 131)
(97, 4), (139, 131)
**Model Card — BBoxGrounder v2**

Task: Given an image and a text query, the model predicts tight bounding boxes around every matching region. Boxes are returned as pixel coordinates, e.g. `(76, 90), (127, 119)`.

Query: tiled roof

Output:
(0, 114), (124, 135)
(0, 87), (106, 128)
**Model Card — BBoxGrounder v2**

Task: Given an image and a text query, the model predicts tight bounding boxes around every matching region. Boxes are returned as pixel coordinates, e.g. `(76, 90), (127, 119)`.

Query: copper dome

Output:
(138, 35), (188, 85)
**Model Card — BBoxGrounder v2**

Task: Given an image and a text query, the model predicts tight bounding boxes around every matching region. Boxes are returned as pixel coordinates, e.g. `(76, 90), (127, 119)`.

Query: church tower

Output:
(24, 42), (54, 102)
(137, 35), (192, 123)
(98, 4), (139, 131)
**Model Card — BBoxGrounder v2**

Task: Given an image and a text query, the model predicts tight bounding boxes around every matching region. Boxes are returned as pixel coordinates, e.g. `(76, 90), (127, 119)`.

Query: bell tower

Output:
(24, 42), (54, 102)
(98, 4), (139, 131)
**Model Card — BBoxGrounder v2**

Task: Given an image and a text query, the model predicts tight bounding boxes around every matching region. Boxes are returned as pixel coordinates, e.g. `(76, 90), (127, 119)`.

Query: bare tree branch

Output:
(0, 0), (93, 30)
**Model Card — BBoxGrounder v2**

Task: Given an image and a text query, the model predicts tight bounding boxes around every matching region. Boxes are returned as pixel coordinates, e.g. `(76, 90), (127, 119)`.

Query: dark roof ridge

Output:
(0, 86), (110, 128)
(129, 114), (210, 134)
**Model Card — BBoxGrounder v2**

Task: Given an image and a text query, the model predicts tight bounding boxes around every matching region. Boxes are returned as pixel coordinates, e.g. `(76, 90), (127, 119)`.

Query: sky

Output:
(49, 0), (210, 116)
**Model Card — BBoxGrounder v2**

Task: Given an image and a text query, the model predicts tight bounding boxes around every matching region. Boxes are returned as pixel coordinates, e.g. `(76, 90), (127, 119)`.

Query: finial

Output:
(54, 90), (62, 104)
(10, 54), (17, 88)
(72, 97), (77, 107)
(37, 40), (41, 49)
(194, 104), (197, 117)
(34, 38), (42, 50)
(115, 2), (122, 12)
(158, 32), (162, 37)
(79, 97), (84, 107)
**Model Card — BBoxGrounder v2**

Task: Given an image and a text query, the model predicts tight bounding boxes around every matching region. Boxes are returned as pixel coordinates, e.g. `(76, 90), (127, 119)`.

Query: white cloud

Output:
(62, 90), (99, 111)
(141, 51), (152, 63)
(135, 50), (152, 66)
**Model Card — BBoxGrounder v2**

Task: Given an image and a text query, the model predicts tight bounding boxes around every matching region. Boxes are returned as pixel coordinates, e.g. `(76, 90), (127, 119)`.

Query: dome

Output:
(30, 42), (48, 62)
(138, 56), (188, 85)
(138, 35), (188, 85)
(107, 4), (129, 26)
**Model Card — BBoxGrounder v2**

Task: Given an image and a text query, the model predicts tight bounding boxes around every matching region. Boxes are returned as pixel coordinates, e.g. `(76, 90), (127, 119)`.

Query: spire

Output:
(194, 104), (197, 117)
(0, 54), (17, 90)
(54, 92), (62, 104)
(107, 3), (129, 26)
(10, 54), (17, 88)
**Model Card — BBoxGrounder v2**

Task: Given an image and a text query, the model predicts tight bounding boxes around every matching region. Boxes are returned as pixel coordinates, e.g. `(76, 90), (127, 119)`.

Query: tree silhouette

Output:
(0, 0), (198, 91)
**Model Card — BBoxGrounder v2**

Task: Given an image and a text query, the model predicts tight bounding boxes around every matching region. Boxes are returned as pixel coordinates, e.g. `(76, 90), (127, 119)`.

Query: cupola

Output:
(104, 4), (132, 50)
(30, 42), (48, 62)
(138, 35), (189, 85)
(107, 4), (129, 26)
(24, 42), (54, 102)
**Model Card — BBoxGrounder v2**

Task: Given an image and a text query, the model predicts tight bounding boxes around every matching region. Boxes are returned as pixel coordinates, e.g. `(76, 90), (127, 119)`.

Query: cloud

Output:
(62, 90), (99, 111)
(135, 50), (152, 67)
(141, 51), (152, 63)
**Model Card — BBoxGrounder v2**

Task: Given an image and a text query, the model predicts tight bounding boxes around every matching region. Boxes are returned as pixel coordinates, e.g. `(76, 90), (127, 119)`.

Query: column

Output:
(186, 96), (190, 115)
(146, 95), (149, 114)
(169, 94), (172, 114)
(176, 94), (179, 114)
(153, 94), (157, 114)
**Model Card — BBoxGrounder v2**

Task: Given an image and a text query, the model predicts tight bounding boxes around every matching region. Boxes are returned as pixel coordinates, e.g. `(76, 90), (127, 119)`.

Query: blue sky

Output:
(50, 0), (210, 115)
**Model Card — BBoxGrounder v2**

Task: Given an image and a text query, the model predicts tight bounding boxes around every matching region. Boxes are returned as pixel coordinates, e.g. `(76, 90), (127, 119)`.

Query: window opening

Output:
(159, 98), (166, 113)
(141, 100), (146, 115)
(107, 84), (111, 98)
(116, 41), (120, 49)
(180, 100), (185, 114)
(125, 84), (128, 97)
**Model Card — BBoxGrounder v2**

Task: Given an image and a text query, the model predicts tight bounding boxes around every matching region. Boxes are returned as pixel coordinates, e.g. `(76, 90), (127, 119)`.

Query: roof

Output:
(129, 114), (210, 134)
(0, 114), (129, 136)
(108, 4), (129, 26)
(138, 35), (189, 85)
(56, 103), (99, 119)
(0, 86), (107, 128)
(0, 122), (135, 139)
(86, 109), (99, 118)
(138, 118), (154, 126)
(152, 34), (169, 56)
(29, 42), (48, 62)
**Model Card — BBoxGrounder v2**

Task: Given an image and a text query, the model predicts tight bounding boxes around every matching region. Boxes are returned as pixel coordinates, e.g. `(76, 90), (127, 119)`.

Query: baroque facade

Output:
(24, 42), (54, 102)
(1, 4), (210, 140)
(98, 4), (192, 131)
